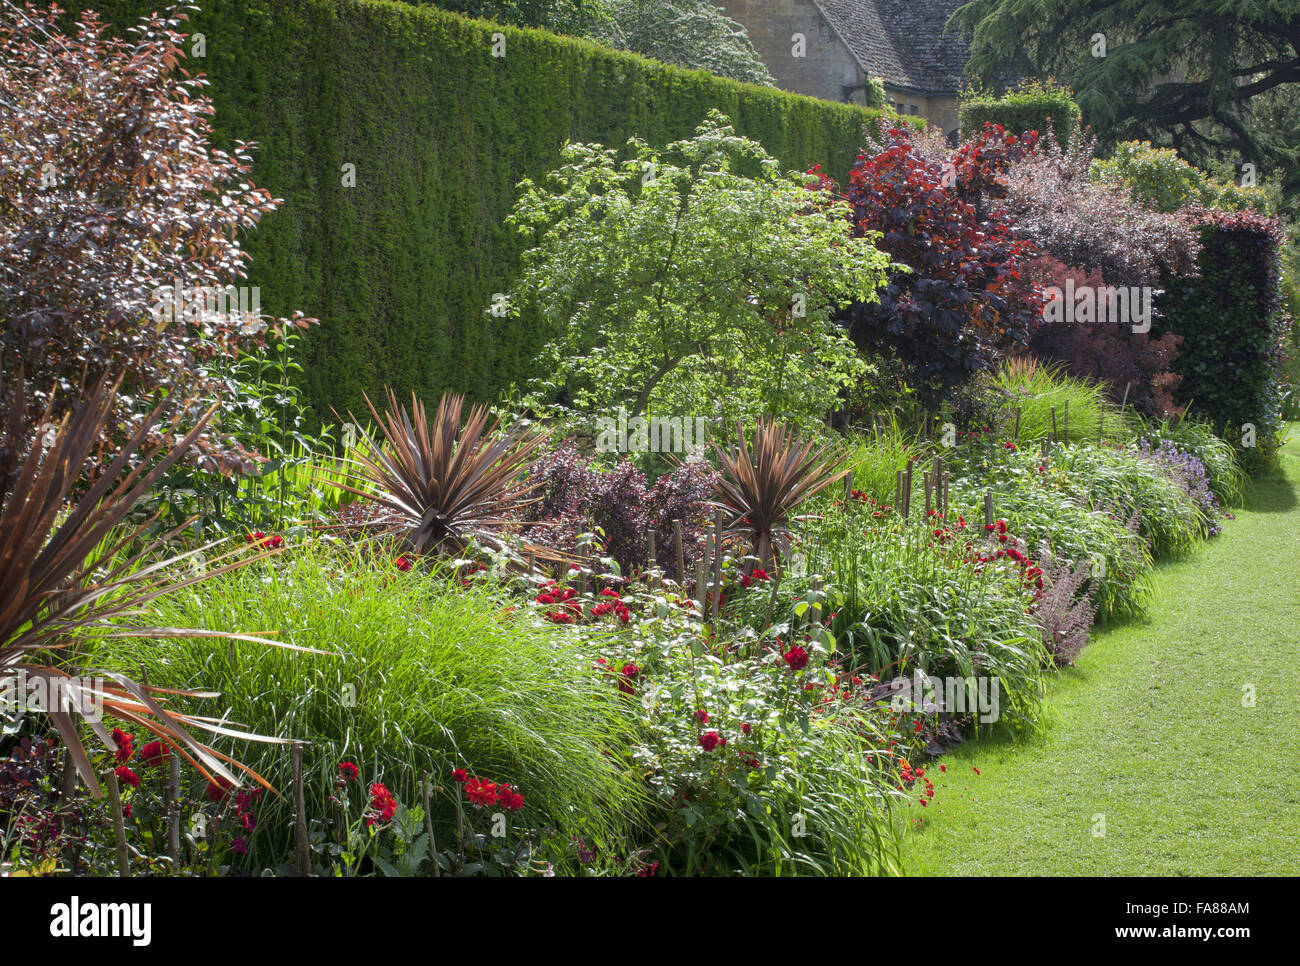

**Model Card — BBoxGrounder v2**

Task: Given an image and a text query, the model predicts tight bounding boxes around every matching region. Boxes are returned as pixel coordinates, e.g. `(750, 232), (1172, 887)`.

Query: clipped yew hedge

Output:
(72, 0), (884, 421)
(1155, 209), (1290, 472)
(959, 81), (1081, 148)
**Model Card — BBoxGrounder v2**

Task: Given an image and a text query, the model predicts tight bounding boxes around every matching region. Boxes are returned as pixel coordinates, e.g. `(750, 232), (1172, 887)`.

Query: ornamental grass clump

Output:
(96, 543), (648, 863)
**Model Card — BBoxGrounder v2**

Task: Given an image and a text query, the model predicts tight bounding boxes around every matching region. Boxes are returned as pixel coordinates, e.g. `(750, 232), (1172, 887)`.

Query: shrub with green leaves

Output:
(592, 597), (905, 876)
(504, 112), (890, 432)
(1091, 141), (1277, 214)
(959, 80), (1081, 148)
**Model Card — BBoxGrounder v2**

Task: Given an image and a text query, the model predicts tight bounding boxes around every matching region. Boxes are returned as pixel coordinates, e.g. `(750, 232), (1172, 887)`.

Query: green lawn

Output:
(903, 429), (1300, 875)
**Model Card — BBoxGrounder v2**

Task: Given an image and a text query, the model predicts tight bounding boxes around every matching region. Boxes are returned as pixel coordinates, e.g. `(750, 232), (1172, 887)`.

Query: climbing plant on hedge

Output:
(1154, 210), (1290, 472)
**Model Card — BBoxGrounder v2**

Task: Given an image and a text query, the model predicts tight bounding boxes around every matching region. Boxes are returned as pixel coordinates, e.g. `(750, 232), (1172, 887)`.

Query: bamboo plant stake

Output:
(695, 550), (708, 614)
(106, 767), (130, 877)
(166, 748), (181, 866)
(673, 520), (685, 588)
(422, 774), (441, 877)
(292, 743), (309, 876)
(711, 509), (724, 625)
(984, 490), (993, 528)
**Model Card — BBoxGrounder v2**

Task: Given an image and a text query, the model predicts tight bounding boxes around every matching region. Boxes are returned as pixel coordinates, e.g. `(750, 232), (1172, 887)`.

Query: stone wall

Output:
(712, 0), (870, 105)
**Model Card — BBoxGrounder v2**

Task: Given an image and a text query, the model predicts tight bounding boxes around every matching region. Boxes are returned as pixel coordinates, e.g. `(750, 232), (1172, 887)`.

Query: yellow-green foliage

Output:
(1091, 141), (1277, 214)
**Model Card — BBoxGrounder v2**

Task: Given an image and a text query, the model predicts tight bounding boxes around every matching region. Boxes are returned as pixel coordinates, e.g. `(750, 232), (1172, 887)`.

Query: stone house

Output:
(710, 0), (973, 141)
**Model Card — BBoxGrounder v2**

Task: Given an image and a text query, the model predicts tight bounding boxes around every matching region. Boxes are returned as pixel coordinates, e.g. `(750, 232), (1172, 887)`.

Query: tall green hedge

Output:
(73, 0), (883, 422)
(959, 81), (1080, 149)
(1155, 210), (1290, 473)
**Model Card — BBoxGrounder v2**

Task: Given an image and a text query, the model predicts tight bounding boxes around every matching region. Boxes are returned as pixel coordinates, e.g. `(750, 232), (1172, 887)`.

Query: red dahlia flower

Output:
(368, 782), (398, 824)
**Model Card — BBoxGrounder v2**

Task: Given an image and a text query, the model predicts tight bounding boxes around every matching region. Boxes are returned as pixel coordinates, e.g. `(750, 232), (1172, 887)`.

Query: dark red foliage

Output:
(1026, 256), (1184, 418)
(0, 3), (312, 484)
(833, 124), (1044, 407)
(522, 446), (718, 580)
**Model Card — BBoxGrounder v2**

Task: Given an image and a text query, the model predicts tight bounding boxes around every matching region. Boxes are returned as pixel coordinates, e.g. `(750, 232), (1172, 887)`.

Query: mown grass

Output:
(901, 428), (1300, 875)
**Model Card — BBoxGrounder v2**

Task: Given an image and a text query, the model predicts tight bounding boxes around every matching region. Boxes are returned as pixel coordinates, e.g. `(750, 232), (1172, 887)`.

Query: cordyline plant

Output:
(0, 3), (311, 475)
(0, 370), (312, 798)
(334, 391), (551, 557)
(712, 419), (848, 570)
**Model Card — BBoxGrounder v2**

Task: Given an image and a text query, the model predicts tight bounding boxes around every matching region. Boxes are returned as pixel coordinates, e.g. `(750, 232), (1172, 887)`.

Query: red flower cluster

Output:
(245, 531), (285, 548)
(538, 581), (631, 624)
(783, 645), (810, 671)
(139, 741), (170, 768)
(114, 765), (140, 789)
(338, 761), (359, 782)
(698, 731), (725, 752)
(111, 728), (134, 764)
(738, 568), (771, 589)
(368, 782), (398, 825)
(618, 662), (639, 695)
(461, 775), (525, 811)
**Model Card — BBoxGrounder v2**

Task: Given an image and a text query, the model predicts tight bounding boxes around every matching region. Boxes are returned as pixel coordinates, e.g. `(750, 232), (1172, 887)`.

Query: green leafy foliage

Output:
(959, 80), (1081, 148)
(62, 0), (887, 427)
(505, 113), (890, 430)
(1091, 141), (1277, 214)
(1155, 210), (1292, 473)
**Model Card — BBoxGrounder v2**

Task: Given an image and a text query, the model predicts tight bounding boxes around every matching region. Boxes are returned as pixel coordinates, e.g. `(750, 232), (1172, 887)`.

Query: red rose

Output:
(111, 728), (134, 763)
(114, 766), (140, 789)
(783, 645), (810, 671)
(698, 731), (725, 752)
(693, 709), (709, 724)
(139, 741), (169, 767)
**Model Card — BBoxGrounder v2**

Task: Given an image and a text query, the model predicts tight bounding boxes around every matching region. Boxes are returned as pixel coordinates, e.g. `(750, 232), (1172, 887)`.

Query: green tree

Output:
(599, 0), (774, 86)
(950, 0), (1300, 200)
(503, 112), (889, 431)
